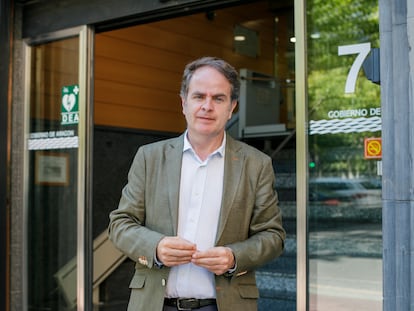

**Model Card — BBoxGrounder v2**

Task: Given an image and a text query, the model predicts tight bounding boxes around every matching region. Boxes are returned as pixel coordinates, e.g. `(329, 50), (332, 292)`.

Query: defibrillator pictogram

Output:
(61, 85), (79, 125)
(364, 137), (382, 159)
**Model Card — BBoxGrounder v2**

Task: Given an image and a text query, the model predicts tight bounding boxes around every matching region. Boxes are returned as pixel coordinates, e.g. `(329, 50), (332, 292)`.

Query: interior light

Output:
(234, 35), (246, 42)
(290, 37), (296, 43)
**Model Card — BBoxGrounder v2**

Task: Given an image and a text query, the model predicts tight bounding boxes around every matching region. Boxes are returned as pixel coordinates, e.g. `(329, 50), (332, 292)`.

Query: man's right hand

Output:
(156, 236), (197, 267)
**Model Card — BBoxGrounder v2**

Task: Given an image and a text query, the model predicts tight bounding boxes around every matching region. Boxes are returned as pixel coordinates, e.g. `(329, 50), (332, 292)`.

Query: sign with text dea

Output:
(61, 85), (79, 125)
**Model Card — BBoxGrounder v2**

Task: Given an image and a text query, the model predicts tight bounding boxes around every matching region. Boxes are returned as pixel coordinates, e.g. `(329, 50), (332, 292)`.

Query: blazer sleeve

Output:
(108, 146), (164, 268)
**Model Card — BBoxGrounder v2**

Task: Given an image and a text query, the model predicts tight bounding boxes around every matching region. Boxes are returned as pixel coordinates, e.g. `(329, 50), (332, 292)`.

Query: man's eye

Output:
(214, 97), (225, 103)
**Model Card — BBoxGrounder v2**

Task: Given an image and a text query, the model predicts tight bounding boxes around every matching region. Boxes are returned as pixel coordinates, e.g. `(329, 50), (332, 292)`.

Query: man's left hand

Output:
(191, 246), (235, 275)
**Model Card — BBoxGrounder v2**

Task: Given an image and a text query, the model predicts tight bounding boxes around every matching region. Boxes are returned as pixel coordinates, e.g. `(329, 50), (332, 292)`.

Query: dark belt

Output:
(164, 298), (217, 310)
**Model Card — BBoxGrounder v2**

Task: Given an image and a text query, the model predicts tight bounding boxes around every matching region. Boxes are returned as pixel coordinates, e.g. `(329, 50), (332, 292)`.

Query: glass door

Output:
(24, 26), (93, 311)
(306, 1), (382, 310)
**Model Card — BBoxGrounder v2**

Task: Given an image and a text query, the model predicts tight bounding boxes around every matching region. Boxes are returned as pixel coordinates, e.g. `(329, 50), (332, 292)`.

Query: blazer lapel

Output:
(165, 135), (184, 236)
(216, 134), (244, 243)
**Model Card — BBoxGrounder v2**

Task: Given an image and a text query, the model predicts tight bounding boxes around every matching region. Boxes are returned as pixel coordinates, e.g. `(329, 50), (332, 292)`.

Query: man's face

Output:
(181, 66), (237, 139)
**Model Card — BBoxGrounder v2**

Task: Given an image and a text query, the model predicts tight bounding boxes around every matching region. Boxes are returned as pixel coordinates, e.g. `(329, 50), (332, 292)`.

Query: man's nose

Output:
(201, 97), (213, 110)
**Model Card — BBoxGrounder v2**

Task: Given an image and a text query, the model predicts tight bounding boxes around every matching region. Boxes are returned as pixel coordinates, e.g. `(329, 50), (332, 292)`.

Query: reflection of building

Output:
(0, 0), (412, 310)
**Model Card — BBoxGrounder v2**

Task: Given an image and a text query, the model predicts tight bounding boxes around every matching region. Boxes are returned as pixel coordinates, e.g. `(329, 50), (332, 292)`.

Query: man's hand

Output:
(156, 236), (197, 267)
(191, 246), (235, 275)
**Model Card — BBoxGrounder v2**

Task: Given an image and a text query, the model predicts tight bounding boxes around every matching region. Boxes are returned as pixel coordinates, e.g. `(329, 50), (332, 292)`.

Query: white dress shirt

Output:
(165, 133), (225, 299)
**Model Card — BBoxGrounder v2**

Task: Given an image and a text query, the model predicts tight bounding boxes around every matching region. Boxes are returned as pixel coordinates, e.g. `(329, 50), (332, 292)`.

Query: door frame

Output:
(23, 25), (94, 311)
(20, 0), (309, 309)
(294, 0), (308, 309)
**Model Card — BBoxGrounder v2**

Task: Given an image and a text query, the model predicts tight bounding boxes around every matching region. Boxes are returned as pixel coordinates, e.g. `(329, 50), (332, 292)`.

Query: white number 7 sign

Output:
(338, 43), (371, 93)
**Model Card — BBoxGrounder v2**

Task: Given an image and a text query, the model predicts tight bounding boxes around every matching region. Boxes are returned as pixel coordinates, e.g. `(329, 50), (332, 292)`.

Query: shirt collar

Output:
(183, 131), (226, 158)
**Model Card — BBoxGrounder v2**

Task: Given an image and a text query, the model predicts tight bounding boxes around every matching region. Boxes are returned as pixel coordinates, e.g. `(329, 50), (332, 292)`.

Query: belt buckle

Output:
(177, 298), (197, 310)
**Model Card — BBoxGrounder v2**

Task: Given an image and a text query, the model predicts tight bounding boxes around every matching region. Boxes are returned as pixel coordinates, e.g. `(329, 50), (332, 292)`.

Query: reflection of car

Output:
(309, 177), (382, 207)
(357, 177), (382, 190)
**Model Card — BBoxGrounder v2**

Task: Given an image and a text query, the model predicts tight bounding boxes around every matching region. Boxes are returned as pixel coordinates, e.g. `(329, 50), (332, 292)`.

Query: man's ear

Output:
(228, 100), (238, 119)
(181, 96), (186, 114)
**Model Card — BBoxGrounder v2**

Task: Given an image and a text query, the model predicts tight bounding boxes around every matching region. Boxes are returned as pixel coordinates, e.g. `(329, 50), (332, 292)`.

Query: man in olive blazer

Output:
(109, 57), (285, 311)
(108, 133), (285, 311)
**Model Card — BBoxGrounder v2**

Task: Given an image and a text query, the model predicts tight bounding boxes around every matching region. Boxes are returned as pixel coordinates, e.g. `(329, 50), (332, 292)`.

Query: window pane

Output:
(307, 1), (382, 310)
(27, 37), (80, 310)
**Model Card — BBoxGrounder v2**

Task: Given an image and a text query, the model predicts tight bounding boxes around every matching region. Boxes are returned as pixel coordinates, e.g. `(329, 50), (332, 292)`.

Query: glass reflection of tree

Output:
(307, 0), (380, 178)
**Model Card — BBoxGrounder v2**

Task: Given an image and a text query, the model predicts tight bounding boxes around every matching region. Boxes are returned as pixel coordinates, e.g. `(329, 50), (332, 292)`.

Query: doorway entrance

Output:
(92, 1), (297, 310)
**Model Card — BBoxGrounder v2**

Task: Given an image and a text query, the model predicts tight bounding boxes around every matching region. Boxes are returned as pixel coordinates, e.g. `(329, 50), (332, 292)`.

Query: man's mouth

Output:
(198, 116), (214, 121)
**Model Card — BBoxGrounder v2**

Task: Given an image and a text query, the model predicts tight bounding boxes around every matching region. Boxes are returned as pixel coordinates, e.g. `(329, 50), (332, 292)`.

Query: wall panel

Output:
(94, 2), (275, 132)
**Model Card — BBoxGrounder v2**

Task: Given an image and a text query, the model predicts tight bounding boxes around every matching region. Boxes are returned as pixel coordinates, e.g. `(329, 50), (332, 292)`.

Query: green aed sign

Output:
(61, 85), (79, 125)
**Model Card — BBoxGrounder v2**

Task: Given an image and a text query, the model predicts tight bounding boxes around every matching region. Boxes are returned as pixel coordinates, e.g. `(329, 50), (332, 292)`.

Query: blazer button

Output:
(162, 279), (166, 287)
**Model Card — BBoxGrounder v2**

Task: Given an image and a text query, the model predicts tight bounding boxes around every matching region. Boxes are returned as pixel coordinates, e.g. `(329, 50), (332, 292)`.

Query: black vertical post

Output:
(0, 1), (12, 310)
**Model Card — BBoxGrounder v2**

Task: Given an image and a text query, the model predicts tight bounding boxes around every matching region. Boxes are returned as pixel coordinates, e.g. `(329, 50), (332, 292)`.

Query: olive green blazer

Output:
(108, 133), (285, 311)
